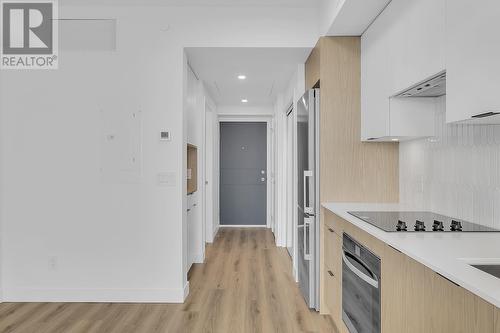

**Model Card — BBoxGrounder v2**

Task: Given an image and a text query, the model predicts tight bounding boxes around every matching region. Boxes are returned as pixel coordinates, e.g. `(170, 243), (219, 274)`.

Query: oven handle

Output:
(342, 250), (379, 289)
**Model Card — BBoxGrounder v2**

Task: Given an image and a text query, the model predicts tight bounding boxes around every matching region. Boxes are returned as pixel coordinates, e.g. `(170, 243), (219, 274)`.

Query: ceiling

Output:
(63, 0), (320, 7)
(326, 0), (392, 35)
(186, 47), (311, 106)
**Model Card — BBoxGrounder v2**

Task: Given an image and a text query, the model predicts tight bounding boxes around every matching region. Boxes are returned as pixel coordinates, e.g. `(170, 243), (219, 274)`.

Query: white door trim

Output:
(217, 115), (274, 229)
(204, 99), (216, 244)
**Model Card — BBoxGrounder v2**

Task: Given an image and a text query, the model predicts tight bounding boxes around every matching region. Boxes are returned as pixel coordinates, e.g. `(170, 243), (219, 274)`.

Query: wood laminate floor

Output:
(0, 228), (336, 333)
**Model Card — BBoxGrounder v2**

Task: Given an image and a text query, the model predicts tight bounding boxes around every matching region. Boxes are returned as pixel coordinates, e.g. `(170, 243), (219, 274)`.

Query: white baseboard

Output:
(207, 225), (220, 243)
(2, 287), (187, 303)
(220, 225), (268, 228)
(213, 225), (220, 238)
(192, 253), (204, 264)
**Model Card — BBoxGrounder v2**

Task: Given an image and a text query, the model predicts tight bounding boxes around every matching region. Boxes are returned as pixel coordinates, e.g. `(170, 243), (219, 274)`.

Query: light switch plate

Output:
(160, 131), (171, 141)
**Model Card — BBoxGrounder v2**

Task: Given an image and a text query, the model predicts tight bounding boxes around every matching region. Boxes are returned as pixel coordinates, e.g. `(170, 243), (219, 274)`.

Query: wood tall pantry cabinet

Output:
(305, 36), (399, 332)
(324, 210), (500, 332)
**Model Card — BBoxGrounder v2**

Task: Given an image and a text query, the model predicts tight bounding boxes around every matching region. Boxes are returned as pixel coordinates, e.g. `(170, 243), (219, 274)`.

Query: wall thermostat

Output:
(160, 131), (171, 141)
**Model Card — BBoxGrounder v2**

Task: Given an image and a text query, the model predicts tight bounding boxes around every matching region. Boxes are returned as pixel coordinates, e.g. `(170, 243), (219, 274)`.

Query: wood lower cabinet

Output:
(325, 227), (341, 275)
(381, 245), (406, 332)
(323, 210), (497, 332)
(324, 267), (341, 329)
(464, 289), (495, 333)
(427, 270), (465, 333)
(495, 307), (500, 333)
(324, 224), (342, 325)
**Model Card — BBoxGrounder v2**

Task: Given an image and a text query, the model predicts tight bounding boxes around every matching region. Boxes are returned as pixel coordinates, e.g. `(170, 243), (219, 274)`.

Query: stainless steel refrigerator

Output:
(297, 89), (320, 310)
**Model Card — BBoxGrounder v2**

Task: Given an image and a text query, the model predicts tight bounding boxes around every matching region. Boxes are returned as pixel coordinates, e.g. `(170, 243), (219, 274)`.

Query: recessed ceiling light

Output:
(241, 99), (248, 103)
(238, 75), (247, 80)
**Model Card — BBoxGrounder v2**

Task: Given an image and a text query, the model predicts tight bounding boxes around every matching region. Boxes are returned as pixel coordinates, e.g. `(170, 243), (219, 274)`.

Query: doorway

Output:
(286, 105), (294, 257)
(219, 122), (267, 226)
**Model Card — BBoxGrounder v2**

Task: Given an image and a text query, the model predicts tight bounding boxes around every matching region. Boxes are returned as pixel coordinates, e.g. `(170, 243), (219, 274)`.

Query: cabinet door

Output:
(324, 227), (341, 276)
(381, 245), (406, 332)
(446, 0), (500, 123)
(391, 0), (446, 94)
(495, 307), (500, 333)
(324, 267), (342, 326)
(428, 273), (466, 333)
(464, 289), (495, 332)
(404, 256), (433, 332)
(361, 7), (392, 140)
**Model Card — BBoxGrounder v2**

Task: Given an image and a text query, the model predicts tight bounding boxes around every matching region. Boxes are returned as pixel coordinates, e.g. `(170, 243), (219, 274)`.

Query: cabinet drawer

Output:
(325, 228), (341, 275)
(325, 266), (342, 324)
(325, 211), (342, 236)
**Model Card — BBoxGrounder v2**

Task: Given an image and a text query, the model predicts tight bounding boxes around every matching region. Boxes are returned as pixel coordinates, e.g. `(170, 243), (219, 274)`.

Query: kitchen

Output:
(305, 0), (500, 332)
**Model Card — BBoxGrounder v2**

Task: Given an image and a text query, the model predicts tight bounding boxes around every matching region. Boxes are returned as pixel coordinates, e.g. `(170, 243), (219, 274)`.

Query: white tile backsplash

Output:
(400, 96), (500, 228)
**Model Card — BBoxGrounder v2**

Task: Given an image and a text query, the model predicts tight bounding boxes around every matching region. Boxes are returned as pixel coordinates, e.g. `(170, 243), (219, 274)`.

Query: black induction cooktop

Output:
(348, 211), (500, 232)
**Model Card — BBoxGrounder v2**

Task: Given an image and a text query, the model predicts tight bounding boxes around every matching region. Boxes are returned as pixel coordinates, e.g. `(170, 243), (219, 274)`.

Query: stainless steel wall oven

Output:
(342, 233), (381, 333)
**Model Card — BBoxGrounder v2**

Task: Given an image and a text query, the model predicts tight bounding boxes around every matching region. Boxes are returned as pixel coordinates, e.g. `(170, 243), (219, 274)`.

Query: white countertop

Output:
(322, 202), (500, 308)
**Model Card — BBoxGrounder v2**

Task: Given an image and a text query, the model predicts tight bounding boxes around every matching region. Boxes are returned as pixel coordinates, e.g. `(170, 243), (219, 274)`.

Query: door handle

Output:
(303, 170), (313, 214)
(304, 216), (313, 261)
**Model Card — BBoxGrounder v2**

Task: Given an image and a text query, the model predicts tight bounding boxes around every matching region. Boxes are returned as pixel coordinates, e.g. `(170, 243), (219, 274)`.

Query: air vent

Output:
(394, 71), (446, 98)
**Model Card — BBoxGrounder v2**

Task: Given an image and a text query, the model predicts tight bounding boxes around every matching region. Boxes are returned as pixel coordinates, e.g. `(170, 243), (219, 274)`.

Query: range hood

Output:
(393, 71), (446, 98)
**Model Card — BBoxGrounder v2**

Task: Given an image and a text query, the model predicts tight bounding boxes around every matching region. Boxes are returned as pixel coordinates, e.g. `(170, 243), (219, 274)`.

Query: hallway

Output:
(0, 228), (336, 333)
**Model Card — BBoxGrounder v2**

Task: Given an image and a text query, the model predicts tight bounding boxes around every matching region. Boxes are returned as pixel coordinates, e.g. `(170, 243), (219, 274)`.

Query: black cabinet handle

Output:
(328, 228), (334, 233)
(328, 270), (334, 277)
(471, 111), (500, 119)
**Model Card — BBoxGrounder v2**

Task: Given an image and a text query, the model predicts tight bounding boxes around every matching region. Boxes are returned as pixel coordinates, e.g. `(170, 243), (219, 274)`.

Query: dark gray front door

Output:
(220, 122), (267, 226)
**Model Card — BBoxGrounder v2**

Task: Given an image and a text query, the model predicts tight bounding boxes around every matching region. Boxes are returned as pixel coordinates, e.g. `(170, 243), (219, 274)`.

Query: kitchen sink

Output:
(459, 258), (500, 279)
(471, 265), (500, 279)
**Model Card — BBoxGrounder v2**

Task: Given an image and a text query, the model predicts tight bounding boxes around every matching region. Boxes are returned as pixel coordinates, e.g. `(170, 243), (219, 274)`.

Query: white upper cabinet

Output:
(361, 0), (443, 141)
(361, 4), (393, 140)
(446, 0), (500, 123)
(391, 0), (445, 94)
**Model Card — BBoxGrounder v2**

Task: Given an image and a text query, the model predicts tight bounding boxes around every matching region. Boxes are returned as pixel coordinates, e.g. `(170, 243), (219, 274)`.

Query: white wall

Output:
(400, 97), (500, 229)
(273, 65), (305, 281)
(0, 4), (319, 302)
(274, 65), (305, 245)
(217, 105), (274, 116)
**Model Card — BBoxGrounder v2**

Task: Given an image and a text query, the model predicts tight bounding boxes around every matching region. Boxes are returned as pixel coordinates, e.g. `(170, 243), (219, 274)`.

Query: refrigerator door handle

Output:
(303, 170), (314, 215)
(304, 216), (313, 261)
